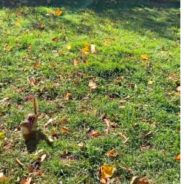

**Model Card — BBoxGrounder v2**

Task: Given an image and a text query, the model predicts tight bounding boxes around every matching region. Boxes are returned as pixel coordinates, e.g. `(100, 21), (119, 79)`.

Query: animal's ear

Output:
(27, 113), (37, 124)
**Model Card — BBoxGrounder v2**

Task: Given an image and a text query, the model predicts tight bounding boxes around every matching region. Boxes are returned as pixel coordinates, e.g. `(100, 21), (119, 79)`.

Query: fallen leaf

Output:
(81, 44), (90, 55)
(64, 92), (72, 100)
(33, 60), (41, 69)
(16, 158), (24, 168)
(89, 80), (97, 90)
(118, 132), (129, 143)
(148, 80), (153, 85)
(34, 23), (45, 30)
(52, 37), (59, 42)
(67, 45), (72, 50)
(105, 149), (118, 158)
(130, 176), (150, 184)
(44, 118), (57, 128)
(53, 9), (63, 16)
(102, 117), (118, 134)
(141, 54), (149, 61)
(73, 59), (79, 66)
(28, 77), (37, 86)
(175, 154), (180, 160)
(0, 172), (9, 183)
(88, 130), (101, 138)
(78, 142), (85, 148)
(51, 130), (59, 140)
(103, 118), (111, 128)
(100, 165), (116, 184)
(140, 144), (151, 151)
(61, 127), (70, 134)
(90, 44), (96, 54)
(40, 154), (47, 162)
(109, 177), (121, 184)
(176, 86), (180, 92)
(20, 177), (32, 184)
(0, 131), (5, 140)
(3, 141), (13, 150)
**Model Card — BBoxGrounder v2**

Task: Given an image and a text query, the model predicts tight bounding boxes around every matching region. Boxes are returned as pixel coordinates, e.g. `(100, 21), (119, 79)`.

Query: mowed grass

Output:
(0, 1), (180, 183)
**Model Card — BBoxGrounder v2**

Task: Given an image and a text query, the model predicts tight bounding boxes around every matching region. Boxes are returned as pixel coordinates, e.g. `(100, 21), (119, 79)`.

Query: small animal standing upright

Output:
(20, 96), (39, 140)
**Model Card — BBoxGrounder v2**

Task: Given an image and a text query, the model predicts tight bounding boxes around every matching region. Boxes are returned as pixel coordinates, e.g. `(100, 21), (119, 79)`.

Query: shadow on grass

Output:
(0, 0), (180, 10)
(25, 130), (52, 153)
(0, 0), (180, 40)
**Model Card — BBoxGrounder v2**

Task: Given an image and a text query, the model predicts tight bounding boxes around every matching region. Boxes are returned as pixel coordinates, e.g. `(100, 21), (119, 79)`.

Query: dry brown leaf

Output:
(103, 118), (111, 128)
(140, 54), (149, 61)
(28, 77), (37, 86)
(33, 60), (41, 69)
(61, 127), (70, 134)
(64, 92), (72, 100)
(35, 23), (45, 30)
(100, 165), (116, 184)
(105, 149), (118, 158)
(88, 130), (101, 138)
(73, 59), (79, 66)
(52, 37), (59, 42)
(20, 177), (32, 184)
(89, 80), (97, 90)
(118, 132), (129, 143)
(53, 9), (63, 16)
(3, 141), (13, 150)
(60, 117), (69, 125)
(175, 154), (180, 160)
(103, 117), (118, 134)
(130, 176), (150, 184)
(51, 130), (59, 140)
(16, 158), (24, 167)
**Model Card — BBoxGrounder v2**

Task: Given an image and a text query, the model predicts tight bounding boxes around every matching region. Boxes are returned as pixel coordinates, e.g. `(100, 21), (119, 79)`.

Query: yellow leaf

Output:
(100, 165), (116, 183)
(105, 149), (118, 158)
(81, 44), (90, 55)
(67, 45), (72, 50)
(140, 54), (149, 61)
(61, 127), (70, 134)
(54, 9), (63, 16)
(90, 44), (96, 54)
(0, 131), (5, 140)
(175, 154), (180, 160)
(0, 172), (9, 183)
(64, 92), (72, 100)
(148, 80), (153, 85)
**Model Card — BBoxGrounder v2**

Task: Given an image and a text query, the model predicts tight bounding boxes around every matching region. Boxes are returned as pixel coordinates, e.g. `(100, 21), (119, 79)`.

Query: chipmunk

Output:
(20, 96), (39, 140)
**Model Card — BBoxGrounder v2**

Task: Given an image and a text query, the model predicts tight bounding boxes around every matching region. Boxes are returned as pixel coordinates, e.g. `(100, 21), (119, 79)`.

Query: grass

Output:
(0, 0), (180, 183)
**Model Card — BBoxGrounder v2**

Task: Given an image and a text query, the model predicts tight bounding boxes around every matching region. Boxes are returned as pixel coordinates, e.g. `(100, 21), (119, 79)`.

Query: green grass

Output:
(0, 1), (180, 183)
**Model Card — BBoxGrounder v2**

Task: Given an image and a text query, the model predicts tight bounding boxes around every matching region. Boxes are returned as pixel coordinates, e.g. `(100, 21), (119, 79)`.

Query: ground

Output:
(0, 0), (180, 184)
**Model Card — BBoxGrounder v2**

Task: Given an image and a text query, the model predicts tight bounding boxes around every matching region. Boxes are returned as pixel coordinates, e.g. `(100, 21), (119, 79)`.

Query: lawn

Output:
(0, 0), (180, 183)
